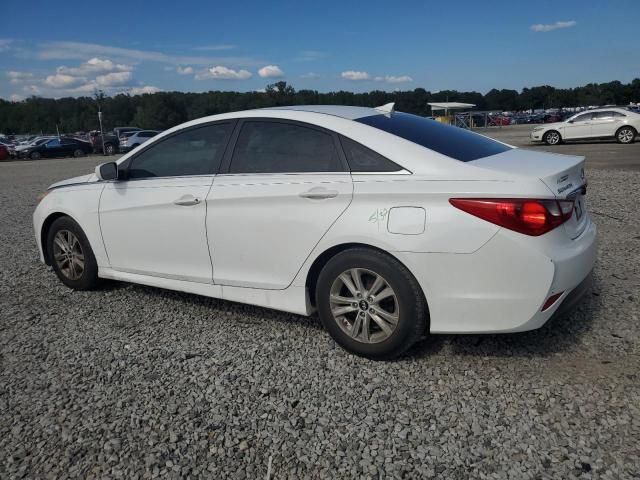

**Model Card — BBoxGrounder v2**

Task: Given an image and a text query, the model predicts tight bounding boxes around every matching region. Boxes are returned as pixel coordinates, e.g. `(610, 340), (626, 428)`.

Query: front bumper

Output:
(530, 130), (543, 141)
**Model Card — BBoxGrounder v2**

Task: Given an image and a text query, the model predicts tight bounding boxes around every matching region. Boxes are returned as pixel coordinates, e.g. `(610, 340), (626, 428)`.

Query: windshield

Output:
(356, 112), (511, 162)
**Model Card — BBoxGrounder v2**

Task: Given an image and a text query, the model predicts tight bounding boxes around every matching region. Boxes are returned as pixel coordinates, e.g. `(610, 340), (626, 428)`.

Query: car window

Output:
(229, 121), (343, 173)
(340, 136), (402, 172)
(571, 113), (594, 122)
(128, 123), (232, 179)
(356, 112), (511, 162)
(611, 111), (626, 118)
(61, 138), (75, 145)
(594, 111), (615, 119)
(46, 138), (61, 147)
(139, 131), (155, 138)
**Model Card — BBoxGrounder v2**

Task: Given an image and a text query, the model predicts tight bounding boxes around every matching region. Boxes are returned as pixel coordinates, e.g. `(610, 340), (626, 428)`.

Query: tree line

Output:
(1, 79), (638, 135)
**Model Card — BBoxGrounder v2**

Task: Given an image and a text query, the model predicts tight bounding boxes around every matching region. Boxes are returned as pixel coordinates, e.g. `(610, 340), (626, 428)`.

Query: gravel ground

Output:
(1, 156), (639, 479)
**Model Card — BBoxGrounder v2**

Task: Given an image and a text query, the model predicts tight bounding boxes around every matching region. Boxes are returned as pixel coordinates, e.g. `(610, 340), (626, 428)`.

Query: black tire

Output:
(105, 143), (115, 155)
(316, 248), (427, 360)
(73, 148), (85, 158)
(544, 130), (562, 145)
(46, 216), (100, 290)
(616, 126), (636, 144)
(30, 151), (41, 160)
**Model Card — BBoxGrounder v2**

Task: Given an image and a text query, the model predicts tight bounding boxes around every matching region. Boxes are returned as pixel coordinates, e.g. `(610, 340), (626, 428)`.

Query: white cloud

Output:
(258, 65), (284, 78)
(129, 85), (162, 95)
(176, 66), (194, 75)
(196, 65), (252, 80)
(10, 93), (24, 102)
(0, 38), (12, 52)
(530, 20), (576, 32)
(45, 73), (86, 88)
(23, 85), (41, 95)
(56, 57), (133, 76)
(341, 70), (370, 81)
(300, 72), (319, 79)
(193, 44), (236, 51)
(96, 71), (132, 86)
(374, 75), (413, 84)
(7, 71), (33, 84)
(37, 41), (263, 67)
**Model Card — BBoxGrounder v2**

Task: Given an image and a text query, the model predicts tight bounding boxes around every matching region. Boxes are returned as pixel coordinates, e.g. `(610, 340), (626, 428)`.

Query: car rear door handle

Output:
(173, 195), (201, 206)
(299, 187), (339, 199)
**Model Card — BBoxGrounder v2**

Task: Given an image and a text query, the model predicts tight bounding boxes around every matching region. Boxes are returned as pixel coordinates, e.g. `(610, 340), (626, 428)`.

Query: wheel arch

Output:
(40, 212), (80, 265)
(304, 242), (428, 312)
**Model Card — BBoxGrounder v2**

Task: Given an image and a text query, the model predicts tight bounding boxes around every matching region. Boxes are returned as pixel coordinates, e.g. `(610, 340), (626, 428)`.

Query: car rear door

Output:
(590, 111), (622, 138)
(206, 119), (353, 290)
(99, 122), (234, 283)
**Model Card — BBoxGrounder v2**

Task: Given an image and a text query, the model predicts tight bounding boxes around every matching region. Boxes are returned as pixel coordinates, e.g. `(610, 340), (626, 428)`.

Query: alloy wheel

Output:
(53, 230), (85, 280)
(329, 268), (399, 344)
(546, 131), (560, 145)
(618, 128), (634, 143)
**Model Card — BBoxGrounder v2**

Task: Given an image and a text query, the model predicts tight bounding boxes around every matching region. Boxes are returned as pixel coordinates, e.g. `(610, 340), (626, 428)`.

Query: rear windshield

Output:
(356, 112), (511, 162)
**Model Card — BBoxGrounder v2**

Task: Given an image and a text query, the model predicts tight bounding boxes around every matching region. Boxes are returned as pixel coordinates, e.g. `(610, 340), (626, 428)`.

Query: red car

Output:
(0, 144), (10, 161)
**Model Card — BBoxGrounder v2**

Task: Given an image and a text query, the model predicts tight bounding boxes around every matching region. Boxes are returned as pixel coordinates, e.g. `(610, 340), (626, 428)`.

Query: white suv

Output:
(531, 108), (639, 145)
(119, 130), (159, 152)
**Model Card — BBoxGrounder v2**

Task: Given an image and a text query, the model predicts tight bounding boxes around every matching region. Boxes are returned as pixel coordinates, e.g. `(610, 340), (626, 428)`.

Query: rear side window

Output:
(340, 136), (402, 172)
(128, 123), (231, 179)
(356, 112), (511, 162)
(229, 121), (343, 173)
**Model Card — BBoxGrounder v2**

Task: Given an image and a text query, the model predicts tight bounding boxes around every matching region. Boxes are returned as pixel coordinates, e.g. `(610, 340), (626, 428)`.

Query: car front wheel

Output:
(316, 248), (427, 359)
(616, 126), (636, 144)
(544, 130), (562, 145)
(30, 151), (41, 160)
(47, 216), (100, 290)
(73, 148), (85, 157)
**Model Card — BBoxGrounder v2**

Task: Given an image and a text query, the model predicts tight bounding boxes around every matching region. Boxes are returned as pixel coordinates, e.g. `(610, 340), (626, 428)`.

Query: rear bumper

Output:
(394, 217), (597, 334)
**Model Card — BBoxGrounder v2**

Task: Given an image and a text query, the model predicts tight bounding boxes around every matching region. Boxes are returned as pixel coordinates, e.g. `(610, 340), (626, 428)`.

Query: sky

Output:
(0, 0), (638, 100)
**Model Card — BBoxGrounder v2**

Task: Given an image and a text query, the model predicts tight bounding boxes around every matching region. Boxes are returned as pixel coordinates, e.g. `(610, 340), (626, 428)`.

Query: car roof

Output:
(264, 105), (380, 120)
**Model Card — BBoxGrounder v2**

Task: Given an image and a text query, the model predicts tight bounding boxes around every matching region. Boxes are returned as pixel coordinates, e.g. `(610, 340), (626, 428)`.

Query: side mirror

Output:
(567, 120), (574, 123)
(95, 161), (118, 181)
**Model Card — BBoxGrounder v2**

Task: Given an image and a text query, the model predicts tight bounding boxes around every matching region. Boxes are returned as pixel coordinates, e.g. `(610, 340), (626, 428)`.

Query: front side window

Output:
(46, 138), (61, 148)
(340, 136), (402, 172)
(229, 121), (343, 173)
(128, 123), (231, 179)
(356, 112), (511, 162)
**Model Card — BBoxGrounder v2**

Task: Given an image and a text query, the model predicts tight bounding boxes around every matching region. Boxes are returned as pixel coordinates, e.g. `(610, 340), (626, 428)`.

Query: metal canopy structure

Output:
(428, 102), (476, 114)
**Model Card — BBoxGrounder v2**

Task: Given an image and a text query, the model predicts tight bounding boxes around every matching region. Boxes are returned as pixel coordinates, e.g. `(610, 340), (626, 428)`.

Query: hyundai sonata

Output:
(34, 104), (596, 359)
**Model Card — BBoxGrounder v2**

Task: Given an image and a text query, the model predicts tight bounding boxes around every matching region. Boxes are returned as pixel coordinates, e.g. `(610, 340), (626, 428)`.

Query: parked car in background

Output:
(34, 104), (596, 359)
(20, 137), (93, 159)
(11, 137), (54, 157)
(531, 108), (640, 145)
(90, 127), (142, 155)
(0, 143), (9, 161)
(119, 130), (159, 152)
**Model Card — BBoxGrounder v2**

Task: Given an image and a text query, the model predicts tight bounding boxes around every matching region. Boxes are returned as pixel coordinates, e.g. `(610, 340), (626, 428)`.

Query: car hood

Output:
(49, 174), (96, 189)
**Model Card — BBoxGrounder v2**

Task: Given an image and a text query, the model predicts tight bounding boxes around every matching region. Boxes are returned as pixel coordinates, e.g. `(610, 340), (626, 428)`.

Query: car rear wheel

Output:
(47, 216), (100, 290)
(73, 148), (85, 157)
(616, 126), (636, 144)
(544, 130), (562, 145)
(316, 248), (427, 359)
(29, 151), (41, 160)
(105, 143), (115, 155)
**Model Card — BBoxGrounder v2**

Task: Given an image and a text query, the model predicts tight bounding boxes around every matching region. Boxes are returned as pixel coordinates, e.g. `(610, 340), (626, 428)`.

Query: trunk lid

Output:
(470, 148), (588, 239)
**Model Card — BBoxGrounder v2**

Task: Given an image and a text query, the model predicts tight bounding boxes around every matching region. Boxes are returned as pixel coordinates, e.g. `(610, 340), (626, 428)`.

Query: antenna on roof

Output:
(375, 102), (395, 116)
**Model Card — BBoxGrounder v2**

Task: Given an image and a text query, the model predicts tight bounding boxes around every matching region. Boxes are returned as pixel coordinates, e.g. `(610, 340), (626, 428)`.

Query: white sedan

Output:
(33, 104), (597, 359)
(531, 108), (640, 145)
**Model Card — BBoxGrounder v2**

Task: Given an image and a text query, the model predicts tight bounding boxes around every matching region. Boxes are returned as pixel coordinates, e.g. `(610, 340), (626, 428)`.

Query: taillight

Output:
(449, 198), (574, 236)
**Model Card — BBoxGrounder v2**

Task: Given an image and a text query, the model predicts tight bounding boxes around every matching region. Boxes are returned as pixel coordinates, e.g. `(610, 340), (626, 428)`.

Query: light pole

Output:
(95, 90), (106, 155)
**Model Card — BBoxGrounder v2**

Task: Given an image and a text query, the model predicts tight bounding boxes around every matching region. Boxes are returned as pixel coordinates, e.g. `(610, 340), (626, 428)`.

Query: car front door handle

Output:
(173, 195), (201, 206)
(299, 187), (339, 199)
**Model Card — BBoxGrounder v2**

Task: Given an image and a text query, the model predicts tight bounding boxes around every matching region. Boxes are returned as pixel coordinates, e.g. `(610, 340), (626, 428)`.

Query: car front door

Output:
(207, 119), (353, 290)
(562, 112), (594, 139)
(99, 122), (234, 283)
(42, 138), (63, 158)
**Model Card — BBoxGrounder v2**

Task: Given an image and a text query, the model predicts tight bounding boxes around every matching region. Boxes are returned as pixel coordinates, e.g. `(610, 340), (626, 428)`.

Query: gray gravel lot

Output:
(1, 149), (640, 479)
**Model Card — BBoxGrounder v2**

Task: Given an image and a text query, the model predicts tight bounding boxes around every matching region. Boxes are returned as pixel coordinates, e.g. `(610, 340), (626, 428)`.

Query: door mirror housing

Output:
(96, 161), (119, 181)
(567, 119), (574, 123)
